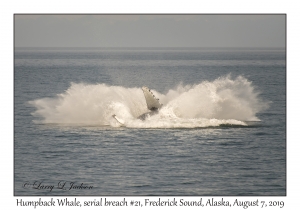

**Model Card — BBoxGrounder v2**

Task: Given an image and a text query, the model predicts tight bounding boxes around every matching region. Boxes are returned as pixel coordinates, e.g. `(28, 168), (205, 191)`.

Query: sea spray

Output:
(30, 83), (146, 125)
(29, 75), (269, 128)
(161, 75), (268, 121)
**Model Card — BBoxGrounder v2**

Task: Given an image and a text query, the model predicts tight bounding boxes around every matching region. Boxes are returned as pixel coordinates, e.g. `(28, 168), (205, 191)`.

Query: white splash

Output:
(30, 75), (269, 128)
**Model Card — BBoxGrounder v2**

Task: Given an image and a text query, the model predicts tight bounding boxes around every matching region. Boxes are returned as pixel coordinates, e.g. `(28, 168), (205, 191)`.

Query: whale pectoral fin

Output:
(112, 114), (125, 125)
(142, 86), (162, 111)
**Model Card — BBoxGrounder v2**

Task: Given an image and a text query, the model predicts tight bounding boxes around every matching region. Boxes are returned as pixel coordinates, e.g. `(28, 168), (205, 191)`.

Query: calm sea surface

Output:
(14, 48), (286, 196)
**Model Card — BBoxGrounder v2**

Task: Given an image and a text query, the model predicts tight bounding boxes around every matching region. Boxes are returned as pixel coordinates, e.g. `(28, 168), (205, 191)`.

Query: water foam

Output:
(29, 75), (269, 128)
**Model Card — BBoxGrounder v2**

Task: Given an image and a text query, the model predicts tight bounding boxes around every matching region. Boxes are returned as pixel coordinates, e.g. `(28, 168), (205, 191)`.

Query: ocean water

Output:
(14, 47), (286, 196)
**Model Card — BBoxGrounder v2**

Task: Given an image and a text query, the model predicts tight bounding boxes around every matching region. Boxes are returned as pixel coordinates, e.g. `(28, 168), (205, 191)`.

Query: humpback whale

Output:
(112, 86), (162, 125)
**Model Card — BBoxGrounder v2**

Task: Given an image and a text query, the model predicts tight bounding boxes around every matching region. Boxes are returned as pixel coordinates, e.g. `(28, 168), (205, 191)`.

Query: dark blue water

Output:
(14, 47), (286, 196)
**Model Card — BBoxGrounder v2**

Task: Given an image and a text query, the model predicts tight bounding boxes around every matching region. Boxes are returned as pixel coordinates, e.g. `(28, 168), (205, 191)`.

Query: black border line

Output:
(13, 13), (287, 197)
